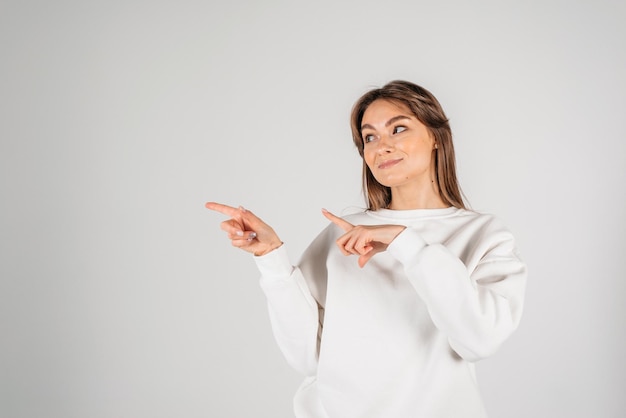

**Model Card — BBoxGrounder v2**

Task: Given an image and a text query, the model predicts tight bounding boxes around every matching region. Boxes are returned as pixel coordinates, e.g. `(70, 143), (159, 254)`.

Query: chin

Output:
(372, 174), (400, 188)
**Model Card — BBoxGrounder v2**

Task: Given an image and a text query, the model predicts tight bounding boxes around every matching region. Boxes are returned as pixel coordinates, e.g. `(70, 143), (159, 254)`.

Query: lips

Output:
(378, 158), (402, 169)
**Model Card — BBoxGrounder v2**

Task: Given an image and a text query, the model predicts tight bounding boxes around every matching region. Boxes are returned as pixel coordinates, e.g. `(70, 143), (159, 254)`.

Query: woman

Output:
(206, 80), (527, 418)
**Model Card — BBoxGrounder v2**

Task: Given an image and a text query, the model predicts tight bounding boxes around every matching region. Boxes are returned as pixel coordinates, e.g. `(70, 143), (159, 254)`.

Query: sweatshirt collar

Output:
(366, 206), (461, 221)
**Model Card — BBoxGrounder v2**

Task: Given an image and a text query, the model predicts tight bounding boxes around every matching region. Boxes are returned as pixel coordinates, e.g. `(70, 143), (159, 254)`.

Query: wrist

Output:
(254, 241), (283, 257)
(387, 225), (406, 243)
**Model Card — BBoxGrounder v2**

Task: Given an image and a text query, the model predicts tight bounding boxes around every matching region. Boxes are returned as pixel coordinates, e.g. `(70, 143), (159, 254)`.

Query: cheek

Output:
(363, 150), (376, 169)
(405, 142), (433, 161)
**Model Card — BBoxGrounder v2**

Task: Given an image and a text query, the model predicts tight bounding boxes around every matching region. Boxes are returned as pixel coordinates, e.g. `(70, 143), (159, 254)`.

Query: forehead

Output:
(362, 99), (413, 125)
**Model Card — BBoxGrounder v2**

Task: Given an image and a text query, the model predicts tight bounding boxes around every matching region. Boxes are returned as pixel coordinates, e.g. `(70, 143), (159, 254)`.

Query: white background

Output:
(1, 0), (625, 417)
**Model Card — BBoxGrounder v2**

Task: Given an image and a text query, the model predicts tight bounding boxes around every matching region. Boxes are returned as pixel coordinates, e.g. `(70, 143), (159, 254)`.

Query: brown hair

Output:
(350, 80), (467, 210)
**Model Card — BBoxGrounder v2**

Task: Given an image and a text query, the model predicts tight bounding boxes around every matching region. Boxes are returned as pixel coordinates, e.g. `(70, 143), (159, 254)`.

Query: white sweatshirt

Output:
(254, 207), (527, 418)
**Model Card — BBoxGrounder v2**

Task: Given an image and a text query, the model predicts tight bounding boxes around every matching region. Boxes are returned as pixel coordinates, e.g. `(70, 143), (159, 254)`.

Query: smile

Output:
(378, 158), (403, 169)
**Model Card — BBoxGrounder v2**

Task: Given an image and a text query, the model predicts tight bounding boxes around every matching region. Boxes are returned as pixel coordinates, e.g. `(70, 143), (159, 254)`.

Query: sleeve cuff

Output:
(387, 227), (428, 265)
(253, 244), (294, 280)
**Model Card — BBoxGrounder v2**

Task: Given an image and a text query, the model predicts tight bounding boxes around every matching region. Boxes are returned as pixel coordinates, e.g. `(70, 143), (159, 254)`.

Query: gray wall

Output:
(1, 0), (625, 417)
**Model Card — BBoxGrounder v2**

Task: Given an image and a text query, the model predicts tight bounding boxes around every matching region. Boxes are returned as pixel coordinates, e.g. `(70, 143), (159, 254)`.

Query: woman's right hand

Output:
(205, 202), (283, 256)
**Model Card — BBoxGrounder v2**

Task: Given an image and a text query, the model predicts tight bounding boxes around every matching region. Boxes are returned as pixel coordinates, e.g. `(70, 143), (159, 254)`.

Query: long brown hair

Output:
(350, 80), (467, 210)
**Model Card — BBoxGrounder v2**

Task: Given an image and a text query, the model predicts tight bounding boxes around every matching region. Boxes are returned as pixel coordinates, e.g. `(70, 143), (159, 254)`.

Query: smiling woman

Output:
(361, 99), (443, 209)
(351, 80), (466, 212)
(206, 80), (527, 418)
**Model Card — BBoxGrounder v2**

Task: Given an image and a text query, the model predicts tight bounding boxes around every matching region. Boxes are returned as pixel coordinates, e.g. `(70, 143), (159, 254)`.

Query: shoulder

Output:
(457, 209), (512, 231)
(458, 209), (522, 256)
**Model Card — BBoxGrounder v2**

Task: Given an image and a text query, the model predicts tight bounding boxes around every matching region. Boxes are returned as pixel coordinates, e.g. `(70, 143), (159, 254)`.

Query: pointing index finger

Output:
(205, 202), (241, 218)
(321, 208), (353, 232)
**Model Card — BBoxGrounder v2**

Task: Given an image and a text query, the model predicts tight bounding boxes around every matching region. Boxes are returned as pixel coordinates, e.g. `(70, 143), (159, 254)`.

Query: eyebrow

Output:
(361, 115), (412, 131)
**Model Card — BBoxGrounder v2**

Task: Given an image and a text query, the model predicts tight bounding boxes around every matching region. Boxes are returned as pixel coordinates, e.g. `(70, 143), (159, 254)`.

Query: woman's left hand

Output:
(322, 209), (406, 268)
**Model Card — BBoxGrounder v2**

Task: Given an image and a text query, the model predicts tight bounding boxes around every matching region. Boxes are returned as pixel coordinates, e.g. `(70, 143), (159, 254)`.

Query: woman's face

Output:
(361, 99), (436, 190)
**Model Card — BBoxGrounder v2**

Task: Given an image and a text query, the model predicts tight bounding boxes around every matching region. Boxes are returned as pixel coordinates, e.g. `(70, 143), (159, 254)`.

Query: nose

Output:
(376, 134), (394, 153)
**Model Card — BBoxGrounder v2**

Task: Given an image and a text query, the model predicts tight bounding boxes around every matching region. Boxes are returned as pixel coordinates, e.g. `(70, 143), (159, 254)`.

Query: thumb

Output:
(238, 206), (267, 230)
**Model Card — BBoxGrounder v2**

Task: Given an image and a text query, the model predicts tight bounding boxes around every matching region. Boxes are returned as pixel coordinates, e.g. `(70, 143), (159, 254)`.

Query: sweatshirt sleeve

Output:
(387, 218), (527, 362)
(254, 237), (328, 376)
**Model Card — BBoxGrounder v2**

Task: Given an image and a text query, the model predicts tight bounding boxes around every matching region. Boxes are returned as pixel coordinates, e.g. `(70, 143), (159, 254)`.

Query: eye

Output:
(393, 125), (407, 135)
(363, 134), (376, 144)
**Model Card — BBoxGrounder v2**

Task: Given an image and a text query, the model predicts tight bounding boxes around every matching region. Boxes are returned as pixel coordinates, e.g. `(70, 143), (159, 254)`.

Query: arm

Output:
(205, 202), (326, 375)
(323, 209), (526, 363)
(387, 221), (527, 362)
(255, 247), (322, 376)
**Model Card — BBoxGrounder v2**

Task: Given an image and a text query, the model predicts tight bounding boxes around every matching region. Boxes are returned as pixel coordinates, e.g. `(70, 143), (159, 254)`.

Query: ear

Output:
(427, 129), (437, 149)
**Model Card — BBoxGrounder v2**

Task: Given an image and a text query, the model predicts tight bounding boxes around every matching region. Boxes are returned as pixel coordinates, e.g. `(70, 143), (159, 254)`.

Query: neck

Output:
(387, 180), (448, 210)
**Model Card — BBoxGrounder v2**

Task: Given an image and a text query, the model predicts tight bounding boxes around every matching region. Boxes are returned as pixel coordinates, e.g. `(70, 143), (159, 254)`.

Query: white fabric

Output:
(255, 207), (527, 418)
